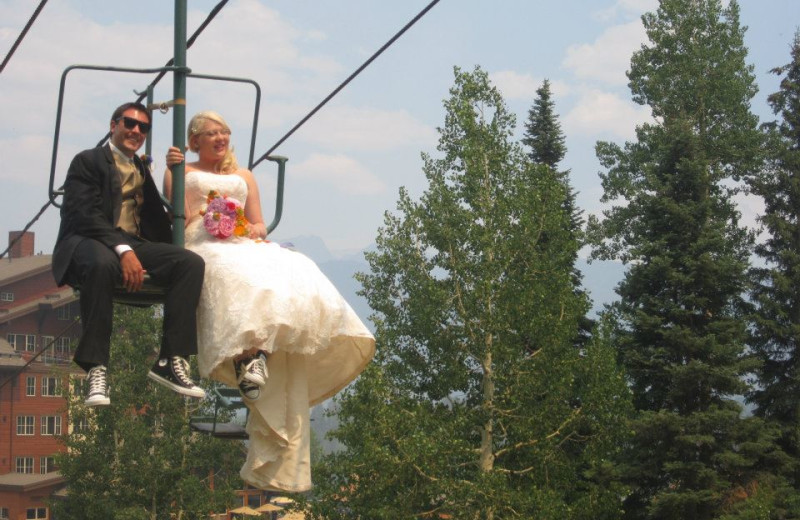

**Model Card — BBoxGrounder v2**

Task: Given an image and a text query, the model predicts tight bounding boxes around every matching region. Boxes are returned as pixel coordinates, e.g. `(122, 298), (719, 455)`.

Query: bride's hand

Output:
(165, 146), (185, 168)
(248, 222), (267, 240)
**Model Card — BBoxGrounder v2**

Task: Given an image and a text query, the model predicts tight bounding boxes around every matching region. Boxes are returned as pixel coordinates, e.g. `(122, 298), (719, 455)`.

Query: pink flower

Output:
(217, 217), (235, 238)
(201, 191), (249, 239)
(203, 212), (221, 237)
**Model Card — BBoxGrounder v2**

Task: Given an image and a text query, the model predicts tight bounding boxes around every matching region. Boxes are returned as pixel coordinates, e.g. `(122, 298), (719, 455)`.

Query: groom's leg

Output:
(68, 238), (119, 371)
(134, 241), (204, 359)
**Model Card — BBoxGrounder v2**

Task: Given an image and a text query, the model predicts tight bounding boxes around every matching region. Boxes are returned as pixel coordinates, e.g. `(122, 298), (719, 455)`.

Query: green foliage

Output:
(310, 66), (631, 519)
(522, 79), (567, 169)
(522, 78), (591, 343)
(747, 29), (800, 512)
(588, 1), (783, 517)
(52, 306), (244, 520)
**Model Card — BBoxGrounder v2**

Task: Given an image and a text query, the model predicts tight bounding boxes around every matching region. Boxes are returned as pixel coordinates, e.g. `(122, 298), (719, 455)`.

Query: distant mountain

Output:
(273, 235), (335, 264)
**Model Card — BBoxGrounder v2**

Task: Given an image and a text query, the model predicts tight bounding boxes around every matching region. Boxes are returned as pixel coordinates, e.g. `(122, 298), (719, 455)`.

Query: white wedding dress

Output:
(183, 169), (375, 492)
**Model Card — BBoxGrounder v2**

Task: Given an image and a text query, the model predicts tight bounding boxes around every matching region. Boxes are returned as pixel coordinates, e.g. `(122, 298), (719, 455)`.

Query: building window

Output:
(26, 376), (36, 396)
(57, 304), (71, 320)
(40, 456), (56, 474)
(40, 336), (54, 364)
(0, 292), (13, 302)
(41, 416), (62, 436)
(72, 377), (86, 398)
(0, 507), (8, 519)
(26, 508), (47, 519)
(56, 336), (72, 355)
(7, 333), (36, 352)
(15, 456), (34, 473)
(16, 416), (34, 435)
(42, 377), (61, 397)
(247, 493), (261, 508)
(73, 416), (89, 433)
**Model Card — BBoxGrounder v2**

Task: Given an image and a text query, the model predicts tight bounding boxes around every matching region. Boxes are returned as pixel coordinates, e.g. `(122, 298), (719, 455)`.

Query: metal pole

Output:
(145, 85), (154, 158)
(172, 0), (188, 247)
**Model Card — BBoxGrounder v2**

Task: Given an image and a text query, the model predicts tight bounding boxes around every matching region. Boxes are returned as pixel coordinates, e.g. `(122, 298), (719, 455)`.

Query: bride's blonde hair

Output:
(187, 111), (239, 174)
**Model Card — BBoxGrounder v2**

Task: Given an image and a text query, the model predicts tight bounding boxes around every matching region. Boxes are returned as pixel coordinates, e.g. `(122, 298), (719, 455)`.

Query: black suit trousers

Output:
(68, 237), (204, 371)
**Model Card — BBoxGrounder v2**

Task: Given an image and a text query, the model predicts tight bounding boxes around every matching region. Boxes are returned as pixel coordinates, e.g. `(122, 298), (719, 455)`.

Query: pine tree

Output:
(522, 79), (592, 342)
(52, 306), (243, 520)
(588, 1), (780, 517)
(310, 66), (631, 519)
(748, 30), (800, 509)
(522, 79), (567, 169)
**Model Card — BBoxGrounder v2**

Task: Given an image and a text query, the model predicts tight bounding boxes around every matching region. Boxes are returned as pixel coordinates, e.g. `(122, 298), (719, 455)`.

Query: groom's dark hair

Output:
(111, 102), (151, 122)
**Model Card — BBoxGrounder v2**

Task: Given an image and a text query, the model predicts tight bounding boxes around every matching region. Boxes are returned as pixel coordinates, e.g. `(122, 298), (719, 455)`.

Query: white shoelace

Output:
(88, 366), (107, 395)
(247, 356), (268, 381)
(171, 357), (194, 386)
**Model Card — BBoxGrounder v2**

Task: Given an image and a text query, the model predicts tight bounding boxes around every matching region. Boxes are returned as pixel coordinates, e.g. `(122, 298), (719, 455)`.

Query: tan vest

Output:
(113, 154), (144, 236)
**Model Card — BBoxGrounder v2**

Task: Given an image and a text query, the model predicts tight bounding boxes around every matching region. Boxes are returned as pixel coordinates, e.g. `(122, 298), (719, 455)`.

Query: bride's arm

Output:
(237, 169), (267, 239)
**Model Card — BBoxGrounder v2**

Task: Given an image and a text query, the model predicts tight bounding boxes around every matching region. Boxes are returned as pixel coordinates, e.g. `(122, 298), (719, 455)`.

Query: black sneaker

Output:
(235, 352), (268, 386)
(148, 357), (206, 399)
(85, 365), (110, 406)
(234, 352), (268, 400)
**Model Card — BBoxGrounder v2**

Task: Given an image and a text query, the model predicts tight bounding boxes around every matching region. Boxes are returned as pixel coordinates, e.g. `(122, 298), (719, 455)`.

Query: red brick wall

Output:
(7, 232), (34, 259)
(0, 271), (59, 306)
(0, 367), (70, 475)
(0, 487), (54, 520)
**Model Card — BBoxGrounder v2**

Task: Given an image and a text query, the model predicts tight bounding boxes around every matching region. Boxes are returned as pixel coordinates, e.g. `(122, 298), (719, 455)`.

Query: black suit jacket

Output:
(52, 144), (172, 286)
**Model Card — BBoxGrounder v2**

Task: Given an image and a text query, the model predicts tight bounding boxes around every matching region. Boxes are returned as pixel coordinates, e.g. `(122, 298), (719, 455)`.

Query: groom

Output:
(53, 101), (206, 406)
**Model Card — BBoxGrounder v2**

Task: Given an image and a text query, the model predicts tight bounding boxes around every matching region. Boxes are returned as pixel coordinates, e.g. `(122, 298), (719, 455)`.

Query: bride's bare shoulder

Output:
(184, 162), (203, 173)
(233, 168), (256, 182)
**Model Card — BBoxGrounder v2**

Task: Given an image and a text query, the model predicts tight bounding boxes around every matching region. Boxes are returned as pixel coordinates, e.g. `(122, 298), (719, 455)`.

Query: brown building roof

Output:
(0, 471), (65, 492)
(0, 255), (53, 285)
(0, 337), (26, 367)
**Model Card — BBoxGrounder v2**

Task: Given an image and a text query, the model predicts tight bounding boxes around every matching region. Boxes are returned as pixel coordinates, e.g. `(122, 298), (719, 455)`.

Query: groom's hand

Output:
(120, 250), (146, 292)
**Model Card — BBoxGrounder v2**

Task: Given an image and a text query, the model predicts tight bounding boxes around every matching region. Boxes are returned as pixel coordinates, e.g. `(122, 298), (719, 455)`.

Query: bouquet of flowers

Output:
(200, 190), (249, 239)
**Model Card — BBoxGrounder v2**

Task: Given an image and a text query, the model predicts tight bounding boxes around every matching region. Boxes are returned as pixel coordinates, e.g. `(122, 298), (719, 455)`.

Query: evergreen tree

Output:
(748, 30), (800, 509)
(522, 79), (566, 169)
(52, 306), (243, 520)
(310, 66), (631, 519)
(522, 79), (592, 342)
(588, 1), (780, 517)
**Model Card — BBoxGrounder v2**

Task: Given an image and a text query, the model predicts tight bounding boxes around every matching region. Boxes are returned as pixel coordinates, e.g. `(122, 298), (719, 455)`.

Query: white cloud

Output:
(293, 153), (385, 195)
(563, 89), (652, 140)
(489, 70), (570, 101)
(296, 106), (436, 152)
(563, 20), (646, 86)
(594, 0), (658, 22)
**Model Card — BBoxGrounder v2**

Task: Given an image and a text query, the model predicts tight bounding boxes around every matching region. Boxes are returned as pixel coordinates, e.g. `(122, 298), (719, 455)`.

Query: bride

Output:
(164, 111), (375, 492)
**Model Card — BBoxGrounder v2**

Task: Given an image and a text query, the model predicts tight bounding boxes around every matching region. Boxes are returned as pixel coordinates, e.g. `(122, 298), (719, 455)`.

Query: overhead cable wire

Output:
(253, 0), (442, 168)
(95, 0), (230, 147)
(0, 318), (80, 393)
(0, 0), (48, 75)
(0, 1), (230, 260)
(0, 198), (53, 259)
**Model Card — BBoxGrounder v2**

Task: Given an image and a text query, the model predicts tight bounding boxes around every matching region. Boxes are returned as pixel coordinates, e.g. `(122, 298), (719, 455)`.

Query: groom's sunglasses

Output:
(115, 116), (151, 134)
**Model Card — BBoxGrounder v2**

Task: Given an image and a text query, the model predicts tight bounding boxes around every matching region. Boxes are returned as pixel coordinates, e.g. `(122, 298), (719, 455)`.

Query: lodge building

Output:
(0, 231), (80, 520)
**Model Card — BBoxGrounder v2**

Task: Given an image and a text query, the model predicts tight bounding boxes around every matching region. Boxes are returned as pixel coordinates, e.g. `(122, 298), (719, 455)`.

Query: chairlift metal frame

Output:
(45, 1), (279, 437)
(47, 64), (288, 234)
(189, 386), (249, 440)
(47, 64), (287, 308)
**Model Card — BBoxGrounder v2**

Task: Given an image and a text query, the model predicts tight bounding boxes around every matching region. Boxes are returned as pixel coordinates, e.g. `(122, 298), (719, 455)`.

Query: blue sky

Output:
(1, 0), (798, 261)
